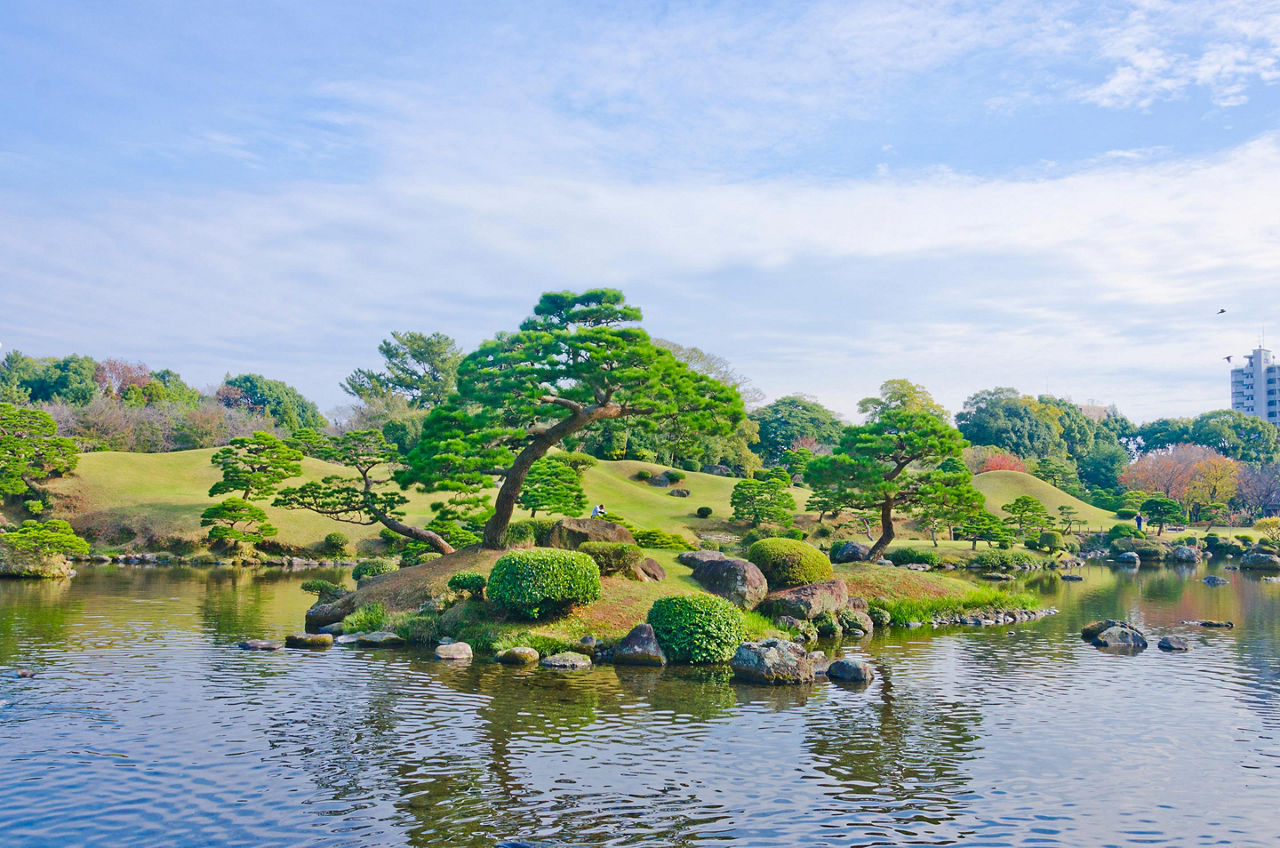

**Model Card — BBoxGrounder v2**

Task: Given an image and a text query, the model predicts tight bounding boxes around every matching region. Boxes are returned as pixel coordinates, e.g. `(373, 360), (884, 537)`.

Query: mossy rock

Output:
(0, 547), (71, 579)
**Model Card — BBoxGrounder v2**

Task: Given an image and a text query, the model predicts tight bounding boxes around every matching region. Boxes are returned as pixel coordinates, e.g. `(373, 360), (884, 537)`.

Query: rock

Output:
(498, 647), (540, 665)
(980, 573), (1014, 582)
(335, 634), (362, 645)
(638, 557), (666, 581)
(579, 635), (599, 649)
(357, 631), (405, 648)
(846, 596), (868, 611)
(0, 547), (72, 579)
(842, 609), (874, 634)
(238, 639), (283, 651)
(807, 650), (831, 675)
(540, 651), (592, 671)
(668, 488), (690, 498)
(1061, 574), (1084, 582)
(701, 464), (733, 476)
(613, 623), (667, 667)
(1158, 635), (1190, 652)
(761, 579), (849, 621)
(317, 622), (344, 635)
(691, 558), (768, 610)
(1241, 550), (1280, 568)
(13, 669), (36, 678)
(284, 632), (333, 649)
(876, 559), (893, 566)
(1203, 575), (1229, 586)
(435, 641), (473, 660)
(829, 542), (871, 564)
(1182, 619), (1234, 628)
(546, 518), (636, 550)
(827, 658), (875, 683)
(305, 593), (355, 629)
(676, 549), (727, 567)
(730, 638), (816, 685)
(1171, 546), (1200, 562)
(1082, 619), (1143, 641)
(1092, 626), (1148, 651)
(1115, 551), (1141, 565)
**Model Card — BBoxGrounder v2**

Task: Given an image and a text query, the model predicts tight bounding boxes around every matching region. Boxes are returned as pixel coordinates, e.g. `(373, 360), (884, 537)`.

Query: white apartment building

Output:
(1230, 346), (1280, 425)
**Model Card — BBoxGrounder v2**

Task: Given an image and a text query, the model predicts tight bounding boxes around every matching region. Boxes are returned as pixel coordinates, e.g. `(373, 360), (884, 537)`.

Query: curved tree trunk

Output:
(377, 514), (455, 554)
(867, 499), (895, 562)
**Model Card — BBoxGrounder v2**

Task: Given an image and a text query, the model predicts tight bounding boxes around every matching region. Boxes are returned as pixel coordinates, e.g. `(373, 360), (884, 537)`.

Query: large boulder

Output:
(1092, 626), (1148, 651)
(677, 549), (726, 568)
(285, 632), (333, 649)
(613, 623), (667, 667)
(1115, 552), (1141, 565)
(829, 542), (871, 564)
(638, 557), (666, 581)
(546, 518), (636, 550)
(239, 639), (283, 651)
(0, 547), (72, 579)
(540, 651), (592, 671)
(827, 658), (875, 683)
(1171, 546), (1200, 562)
(1241, 550), (1280, 568)
(1158, 635), (1190, 652)
(1081, 619), (1142, 641)
(497, 647), (540, 665)
(305, 592), (356, 629)
(357, 631), (405, 648)
(435, 641), (473, 661)
(730, 639), (816, 685)
(691, 558), (768, 610)
(761, 579), (849, 621)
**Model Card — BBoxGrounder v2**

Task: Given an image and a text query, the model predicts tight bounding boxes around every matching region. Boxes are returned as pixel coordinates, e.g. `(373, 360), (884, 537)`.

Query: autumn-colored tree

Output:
(980, 452), (1027, 474)
(1120, 444), (1215, 502)
(93, 359), (151, 398)
(1186, 455), (1239, 519)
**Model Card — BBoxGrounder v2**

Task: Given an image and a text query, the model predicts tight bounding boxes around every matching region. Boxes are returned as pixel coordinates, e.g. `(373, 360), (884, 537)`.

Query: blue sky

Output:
(3, 0), (1280, 422)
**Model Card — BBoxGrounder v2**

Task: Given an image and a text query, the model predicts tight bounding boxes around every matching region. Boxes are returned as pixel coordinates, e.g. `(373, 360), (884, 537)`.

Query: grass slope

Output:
(973, 470), (1115, 531)
(45, 449), (443, 548)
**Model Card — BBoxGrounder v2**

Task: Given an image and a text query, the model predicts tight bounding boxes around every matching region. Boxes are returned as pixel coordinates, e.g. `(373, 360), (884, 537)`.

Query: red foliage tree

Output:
(981, 452), (1026, 474)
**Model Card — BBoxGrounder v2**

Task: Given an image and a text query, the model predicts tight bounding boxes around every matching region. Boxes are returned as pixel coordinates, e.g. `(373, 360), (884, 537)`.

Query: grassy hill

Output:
(973, 470), (1115, 531)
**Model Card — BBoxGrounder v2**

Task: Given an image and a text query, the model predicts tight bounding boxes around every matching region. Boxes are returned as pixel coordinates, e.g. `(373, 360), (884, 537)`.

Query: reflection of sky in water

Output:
(2, 563), (1280, 846)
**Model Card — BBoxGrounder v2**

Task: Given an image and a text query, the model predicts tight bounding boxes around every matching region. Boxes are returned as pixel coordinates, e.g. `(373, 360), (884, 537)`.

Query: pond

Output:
(3, 561), (1279, 847)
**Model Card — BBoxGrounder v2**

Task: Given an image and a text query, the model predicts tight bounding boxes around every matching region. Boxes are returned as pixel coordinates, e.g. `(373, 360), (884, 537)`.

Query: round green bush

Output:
(577, 541), (643, 576)
(635, 469), (652, 480)
(488, 549), (602, 620)
(322, 531), (350, 555)
(1115, 508), (1138, 520)
(1039, 530), (1064, 552)
(447, 571), (487, 598)
(352, 558), (399, 581)
(664, 469), (686, 482)
(696, 506), (713, 519)
(747, 538), (832, 587)
(887, 547), (940, 566)
(646, 594), (746, 663)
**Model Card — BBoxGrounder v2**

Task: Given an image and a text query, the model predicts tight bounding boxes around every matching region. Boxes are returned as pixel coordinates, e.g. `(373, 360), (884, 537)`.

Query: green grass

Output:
(973, 470), (1115, 531)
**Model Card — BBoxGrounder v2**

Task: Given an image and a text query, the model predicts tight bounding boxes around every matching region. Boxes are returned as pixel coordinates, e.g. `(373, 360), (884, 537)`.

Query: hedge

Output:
(647, 594), (746, 663)
(488, 549), (602, 620)
(746, 538), (832, 588)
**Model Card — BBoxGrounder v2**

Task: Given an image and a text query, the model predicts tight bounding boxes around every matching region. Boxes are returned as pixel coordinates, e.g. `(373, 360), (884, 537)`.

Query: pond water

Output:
(3, 561), (1280, 847)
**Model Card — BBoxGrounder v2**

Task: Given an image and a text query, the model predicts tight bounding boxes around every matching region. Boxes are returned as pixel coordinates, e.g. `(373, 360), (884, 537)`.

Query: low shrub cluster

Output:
(647, 594), (746, 663)
(970, 549), (1045, 570)
(488, 549), (602, 620)
(664, 469), (686, 482)
(352, 558), (399, 581)
(399, 543), (443, 567)
(696, 506), (713, 519)
(343, 602), (388, 633)
(887, 547), (941, 566)
(1115, 508), (1138, 520)
(300, 579), (347, 604)
(320, 532), (350, 556)
(1108, 523), (1145, 540)
(634, 528), (696, 550)
(446, 571), (487, 599)
(577, 541), (643, 576)
(747, 538), (832, 587)
(635, 469), (653, 480)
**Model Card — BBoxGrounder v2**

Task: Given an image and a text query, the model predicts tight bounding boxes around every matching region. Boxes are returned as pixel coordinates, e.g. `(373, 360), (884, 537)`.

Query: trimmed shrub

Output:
(679, 458), (700, 472)
(647, 594), (746, 663)
(1108, 523), (1145, 540)
(781, 527), (805, 540)
(635, 469), (652, 480)
(1039, 530), (1065, 552)
(488, 549), (602, 620)
(501, 522), (536, 548)
(634, 528), (696, 550)
(509, 518), (558, 547)
(399, 543), (443, 567)
(343, 603), (388, 633)
(300, 579), (347, 604)
(577, 541), (643, 576)
(321, 532), (350, 556)
(378, 527), (405, 547)
(447, 571), (487, 599)
(971, 549), (1044, 570)
(887, 547), (941, 567)
(747, 538), (832, 587)
(1115, 508), (1138, 520)
(664, 469), (686, 482)
(352, 558), (399, 581)
(696, 506), (713, 519)
(1235, 534), (1255, 545)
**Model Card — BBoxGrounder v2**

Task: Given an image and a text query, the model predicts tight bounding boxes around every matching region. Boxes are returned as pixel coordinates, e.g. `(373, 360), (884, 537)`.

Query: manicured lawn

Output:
(973, 470), (1116, 531)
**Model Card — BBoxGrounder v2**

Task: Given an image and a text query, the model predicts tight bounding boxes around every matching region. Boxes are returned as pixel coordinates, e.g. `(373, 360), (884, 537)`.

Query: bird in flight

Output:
(1217, 308), (1227, 314)
(1224, 356), (1233, 363)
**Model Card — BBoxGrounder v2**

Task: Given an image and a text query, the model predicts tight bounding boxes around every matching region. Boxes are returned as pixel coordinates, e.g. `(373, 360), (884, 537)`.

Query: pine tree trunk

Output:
(867, 499), (895, 561)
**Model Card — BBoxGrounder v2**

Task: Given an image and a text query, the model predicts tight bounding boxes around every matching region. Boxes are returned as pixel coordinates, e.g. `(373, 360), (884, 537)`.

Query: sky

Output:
(3, 0), (1280, 424)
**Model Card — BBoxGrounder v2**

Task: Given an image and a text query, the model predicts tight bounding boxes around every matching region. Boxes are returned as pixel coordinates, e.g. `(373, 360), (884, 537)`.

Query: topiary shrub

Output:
(1108, 523), (1144, 540)
(577, 541), (643, 576)
(488, 549), (602, 620)
(696, 506), (713, 519)
(781, 527), (805, 540)
(321, 532), (350, 556)
(971, 549), (1044, 570)
(352, 558), (399, 581)
(501, 521), (536, 548)
(664, 469), (686, 482)
(343, 602), (388, 633)
(635, 469), (652, 480)
(646, 594), (746, 663)
(447, 571), (487, 599)
(399, 543), (443, 567)
(634, 528), (696, 550)
(1115, 508), (1138, 520)
(887, 547), (941, 567)
(1039, 530), (1065, 552)
(747, 538), (832, 587)
(507, 518), (558, 547)
(300, 579), (347, 604)
(1235, 534), (1255, 545)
